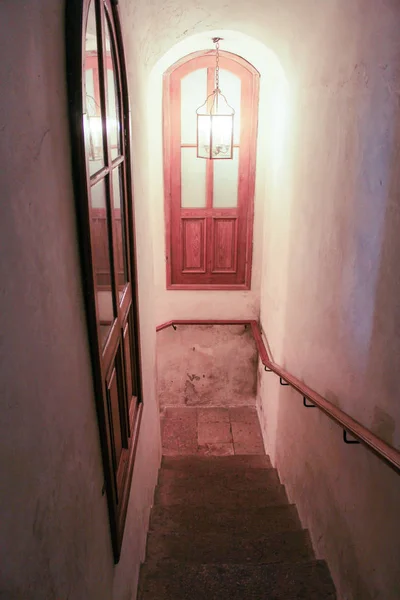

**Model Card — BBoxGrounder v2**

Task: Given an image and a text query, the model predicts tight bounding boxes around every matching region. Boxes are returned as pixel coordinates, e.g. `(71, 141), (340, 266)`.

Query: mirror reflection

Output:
(84, 1), (104, 174)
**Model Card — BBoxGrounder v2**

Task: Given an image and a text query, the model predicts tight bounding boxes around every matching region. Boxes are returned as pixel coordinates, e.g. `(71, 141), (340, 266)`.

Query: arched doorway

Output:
(163, 50), (260, 289)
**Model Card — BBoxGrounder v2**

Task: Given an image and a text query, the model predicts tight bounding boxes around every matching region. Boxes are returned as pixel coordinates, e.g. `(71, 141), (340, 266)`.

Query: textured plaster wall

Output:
(0, 2), (160, 599)
(157, 325), (257, 407)
(113, 7), (163, 599)
(257, 1), (400, 599)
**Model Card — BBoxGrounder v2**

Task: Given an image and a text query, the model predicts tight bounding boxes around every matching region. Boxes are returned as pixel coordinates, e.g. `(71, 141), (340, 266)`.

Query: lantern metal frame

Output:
(196, 38), (235, 159)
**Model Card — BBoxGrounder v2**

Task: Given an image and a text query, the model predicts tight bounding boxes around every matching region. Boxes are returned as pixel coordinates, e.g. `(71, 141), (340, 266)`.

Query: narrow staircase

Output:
(138, 451), (336, 599)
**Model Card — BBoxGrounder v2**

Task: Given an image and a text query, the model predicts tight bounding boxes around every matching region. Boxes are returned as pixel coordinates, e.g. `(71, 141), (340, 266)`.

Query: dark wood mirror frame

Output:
(65, 0), (143, 562)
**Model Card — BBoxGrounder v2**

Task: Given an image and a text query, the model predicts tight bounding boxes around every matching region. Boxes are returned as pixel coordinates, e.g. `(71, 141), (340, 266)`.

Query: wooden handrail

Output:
(156, 319), (255, 332)
(250, 321), (400, 474)
(156, 319), (400, 474)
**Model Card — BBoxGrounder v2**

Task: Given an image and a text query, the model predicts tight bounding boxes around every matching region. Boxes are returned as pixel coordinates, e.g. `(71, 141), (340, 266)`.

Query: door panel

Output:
(212, 218), (238, 273)
(181, 218), (206, 272)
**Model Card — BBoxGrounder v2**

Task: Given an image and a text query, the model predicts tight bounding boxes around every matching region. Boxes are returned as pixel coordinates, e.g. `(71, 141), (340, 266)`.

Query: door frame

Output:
(163, 50), (260, 289)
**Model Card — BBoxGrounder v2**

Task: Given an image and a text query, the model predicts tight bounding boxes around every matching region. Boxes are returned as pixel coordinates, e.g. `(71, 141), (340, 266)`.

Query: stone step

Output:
(158, 464), (280, 488)
(155, 469), (287, 507)
(146, 529), (314, 565)
(162, 454), (272, 471)
(149, 504), (302, 536)
(155, 484), (287, 508)
(138, 560), (337, 600)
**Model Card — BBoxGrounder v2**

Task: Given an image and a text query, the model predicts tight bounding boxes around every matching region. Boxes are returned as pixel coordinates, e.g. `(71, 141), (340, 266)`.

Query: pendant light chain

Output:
(196, 36), (235, 159)
(215, 39), (220, 91)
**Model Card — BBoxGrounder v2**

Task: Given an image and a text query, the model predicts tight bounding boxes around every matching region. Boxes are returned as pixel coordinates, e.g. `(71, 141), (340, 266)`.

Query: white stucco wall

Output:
(0, 2), (160, 599)
(257, 1), (400, 599)
(2, 0), (399, 599)
(113, 12), (163, 600)
(119, 0), (400, 599)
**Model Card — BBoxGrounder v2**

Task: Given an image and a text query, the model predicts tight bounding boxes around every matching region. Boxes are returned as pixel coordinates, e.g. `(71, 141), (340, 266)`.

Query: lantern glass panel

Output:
(211, 115), (233, 159)
(197, 114), (211, 158)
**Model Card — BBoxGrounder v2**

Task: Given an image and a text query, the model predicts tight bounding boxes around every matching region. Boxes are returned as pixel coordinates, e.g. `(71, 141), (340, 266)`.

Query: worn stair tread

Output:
(155, 481), (287, 507)
(146, 529), (314, 564)
(158, 466), (280, 488)
(162, 454), (272, 470)
(155, 485), (288, 507)
(157, 468), (281, 492)
(149, 504), (302, 535)
(156, 467), (286, 507)
(138, 560), (336, 600)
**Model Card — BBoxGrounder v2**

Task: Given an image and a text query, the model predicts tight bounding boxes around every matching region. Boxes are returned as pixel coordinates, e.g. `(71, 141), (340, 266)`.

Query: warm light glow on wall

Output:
(268, 78), (290, 186)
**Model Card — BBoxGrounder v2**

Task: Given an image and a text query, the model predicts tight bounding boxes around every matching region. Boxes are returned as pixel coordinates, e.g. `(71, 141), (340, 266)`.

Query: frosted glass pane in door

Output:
(218, 69), (241, 144)
(181, 148), (206, 208)
(213, 148), (239, 208)
(181, 68), (207, 144)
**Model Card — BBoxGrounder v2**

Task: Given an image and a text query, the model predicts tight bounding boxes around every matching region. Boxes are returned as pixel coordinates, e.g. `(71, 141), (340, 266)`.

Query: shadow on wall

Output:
(362, 92), (400, 448)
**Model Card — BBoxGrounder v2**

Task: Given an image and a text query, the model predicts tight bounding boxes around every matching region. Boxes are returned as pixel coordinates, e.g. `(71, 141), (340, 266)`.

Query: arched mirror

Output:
(66, 0), (142, 561)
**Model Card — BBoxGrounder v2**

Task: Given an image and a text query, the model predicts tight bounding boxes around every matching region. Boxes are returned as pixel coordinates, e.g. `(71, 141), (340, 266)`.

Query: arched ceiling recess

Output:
(150, 29), (286, 87)
(119, 0), (304, 77)
(147, 30), (290, 189)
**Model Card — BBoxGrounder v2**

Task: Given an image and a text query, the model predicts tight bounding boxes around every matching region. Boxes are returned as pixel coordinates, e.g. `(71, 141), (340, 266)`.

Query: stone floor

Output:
(161, 406), (265, 456)
(140, 410), (337, 599)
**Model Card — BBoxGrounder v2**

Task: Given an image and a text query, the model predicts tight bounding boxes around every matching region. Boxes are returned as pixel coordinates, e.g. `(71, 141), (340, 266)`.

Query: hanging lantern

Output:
(196, 38), (235, 159)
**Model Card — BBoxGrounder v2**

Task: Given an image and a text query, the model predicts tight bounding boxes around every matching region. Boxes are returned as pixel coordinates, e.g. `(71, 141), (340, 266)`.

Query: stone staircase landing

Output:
(138, 407), (336, 599)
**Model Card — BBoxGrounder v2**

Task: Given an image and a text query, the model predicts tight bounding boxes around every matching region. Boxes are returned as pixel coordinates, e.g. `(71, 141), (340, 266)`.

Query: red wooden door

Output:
(164, 51), (259, 289)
